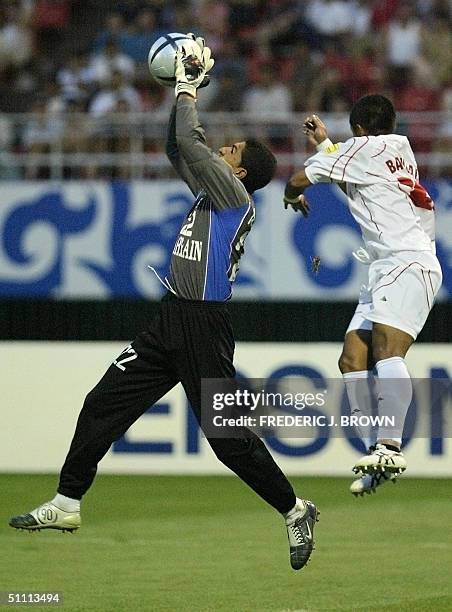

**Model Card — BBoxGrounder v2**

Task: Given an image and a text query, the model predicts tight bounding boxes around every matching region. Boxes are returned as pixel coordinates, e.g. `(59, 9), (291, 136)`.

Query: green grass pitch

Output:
(1, 475), (451, 612)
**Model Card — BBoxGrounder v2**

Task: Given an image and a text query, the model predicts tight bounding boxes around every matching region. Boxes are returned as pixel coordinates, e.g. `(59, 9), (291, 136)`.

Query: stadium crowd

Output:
(0, 0), (451, 178)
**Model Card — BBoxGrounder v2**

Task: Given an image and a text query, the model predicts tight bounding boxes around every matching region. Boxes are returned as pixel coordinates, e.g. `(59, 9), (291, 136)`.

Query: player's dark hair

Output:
(240, 139), (277, 194)
(349, 94), (396, 136)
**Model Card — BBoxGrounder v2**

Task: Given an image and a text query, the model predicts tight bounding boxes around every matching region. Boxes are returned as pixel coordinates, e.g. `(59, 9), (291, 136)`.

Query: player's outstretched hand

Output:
(174, 37), (215, 98)
(303, 114), (329, 147)
(283, 194), (310, 217)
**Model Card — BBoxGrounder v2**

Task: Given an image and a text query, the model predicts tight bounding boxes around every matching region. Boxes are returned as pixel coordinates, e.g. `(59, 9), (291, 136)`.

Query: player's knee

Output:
(210, 440), (237, 467)
(372, 333), (404, 362)
(82, 389), (103, 414)
(372, 330), (395, 362)
(372, 324), (413, 363)
(338, 351), (362, 374)
(372, 343), (397, 363)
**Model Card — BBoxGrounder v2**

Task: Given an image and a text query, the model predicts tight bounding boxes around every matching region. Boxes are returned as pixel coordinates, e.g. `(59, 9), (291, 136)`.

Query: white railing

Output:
(0, 111), (450, 180)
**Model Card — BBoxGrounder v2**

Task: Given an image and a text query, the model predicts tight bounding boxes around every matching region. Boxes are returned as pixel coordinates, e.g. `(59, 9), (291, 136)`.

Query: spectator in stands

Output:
(322, 95), (350, 141)
(121, 9), (163, 63)
(384, 2), (422, 88)
(421, 16), (452, 87)
(322, 40), (352, 84)
(88, 95), (137, 180)
(33, 0), (71, 57)
(196, 0), (229, 55)
(0, 111), (19, 178)
(371, 0), (400, 31)
(396, 67), (439, 154)
(89, 70), (142, 118)
(345, 41), (381, 101)
(254, 0), (304, 58)
(0, 3), (32, 69)
(350, 0), (374, 37)
(93, 13), (128, 54)
(113, 0), (143, 22)
(207, 74), (244, 112)
(432, 82), (452, 176)
(60, 99), (91, 179)
(44, 79), (66, 117)
(22, 98), (63, 178)
(90, 38), (135, 86)
(242, 63), (292, 115)
(227, 0), (262, 55)
(57, 52), (97, 101)
(139, 75), (173, 113)
(430, 0), (451, 20)
(396, 67), (438, 112)
(169, 2), (197, 35)
(213, 39), (247, 87)
(287, 42), (318, 112)
(308, 66), (348, 112)
(0, 0), (450, 179)
(416, 0), (435, 18)
(110, 98), (133, 179)
(305, 0), (356, 44)
(0, 111), (13, 150)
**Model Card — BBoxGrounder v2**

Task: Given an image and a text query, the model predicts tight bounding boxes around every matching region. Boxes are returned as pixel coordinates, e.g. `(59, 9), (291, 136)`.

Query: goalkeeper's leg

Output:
(176, 304), (319, 570)
(9, 330), (177, 532)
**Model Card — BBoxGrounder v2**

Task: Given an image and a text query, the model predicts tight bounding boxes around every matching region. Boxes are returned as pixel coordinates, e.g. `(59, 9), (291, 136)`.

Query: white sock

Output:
(283, 498), (305, 521)
(343, 370), (377, 450)
(51, 493), (80, 512)
(375, 357), (412, 445)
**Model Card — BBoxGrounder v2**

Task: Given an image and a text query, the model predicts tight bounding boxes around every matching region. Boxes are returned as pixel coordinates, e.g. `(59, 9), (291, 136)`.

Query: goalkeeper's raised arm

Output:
(166, 103), (201, 196)
(172, 40), (263, 209)
(165, 35), (214, 196)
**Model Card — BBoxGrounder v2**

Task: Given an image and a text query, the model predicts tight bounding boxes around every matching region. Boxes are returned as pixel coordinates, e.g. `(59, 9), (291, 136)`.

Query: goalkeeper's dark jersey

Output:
(162, 98), (255, 301)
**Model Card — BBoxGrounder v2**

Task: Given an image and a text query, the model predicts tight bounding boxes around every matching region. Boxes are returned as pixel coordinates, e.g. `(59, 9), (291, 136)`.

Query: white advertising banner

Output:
(1, 342), (451, 477)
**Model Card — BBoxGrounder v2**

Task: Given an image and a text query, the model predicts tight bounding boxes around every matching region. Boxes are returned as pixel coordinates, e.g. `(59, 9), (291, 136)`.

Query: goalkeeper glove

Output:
(174, 36), (214, 99)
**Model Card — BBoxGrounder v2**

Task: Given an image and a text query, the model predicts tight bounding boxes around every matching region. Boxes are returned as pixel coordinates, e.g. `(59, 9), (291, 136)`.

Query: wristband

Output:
(175, 82), (197, 99)
(316, 138), (334, 152)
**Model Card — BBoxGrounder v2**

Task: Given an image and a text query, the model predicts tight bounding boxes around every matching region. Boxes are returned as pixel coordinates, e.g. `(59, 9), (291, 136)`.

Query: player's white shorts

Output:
(346, 251), (442, 339)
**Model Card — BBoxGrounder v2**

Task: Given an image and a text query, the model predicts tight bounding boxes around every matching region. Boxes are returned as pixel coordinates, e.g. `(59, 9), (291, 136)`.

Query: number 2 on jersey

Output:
(113, 344), (138, 371)
(180, 210), (197, 237)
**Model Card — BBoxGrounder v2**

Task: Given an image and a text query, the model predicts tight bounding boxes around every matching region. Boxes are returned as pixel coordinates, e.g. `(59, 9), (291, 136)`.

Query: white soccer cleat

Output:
(284, 498), (319, 570)
(350, 471), (398, 497)
(352, 443), (407, 476)
(9, 501), (81, 532)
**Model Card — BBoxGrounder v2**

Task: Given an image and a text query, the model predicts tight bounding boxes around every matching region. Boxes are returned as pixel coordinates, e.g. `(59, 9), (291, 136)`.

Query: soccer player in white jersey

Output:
(283, 95), (442, 494)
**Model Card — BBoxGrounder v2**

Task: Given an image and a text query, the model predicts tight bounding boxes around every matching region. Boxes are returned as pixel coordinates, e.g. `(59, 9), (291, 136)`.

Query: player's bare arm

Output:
(303, 113), (346, 195)
(285, 113), (351, 214)
(284, 114), (337, 215)
(284, 169), (311, 216)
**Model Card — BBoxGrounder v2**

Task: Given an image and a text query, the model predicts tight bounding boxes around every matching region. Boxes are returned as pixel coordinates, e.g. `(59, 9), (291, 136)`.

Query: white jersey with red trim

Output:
(304, 134), (436, 260)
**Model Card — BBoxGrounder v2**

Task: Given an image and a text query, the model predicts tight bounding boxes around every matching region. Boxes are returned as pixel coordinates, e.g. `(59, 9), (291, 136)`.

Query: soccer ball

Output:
(148, 32), (200, 87)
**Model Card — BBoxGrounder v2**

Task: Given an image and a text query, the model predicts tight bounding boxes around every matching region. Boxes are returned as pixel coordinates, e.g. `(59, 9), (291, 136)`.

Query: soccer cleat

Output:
(9, 501), (81, 533)
(350, 470), (398, 496)
(352, 443), (407, 476)
(285, 498), (319, 570)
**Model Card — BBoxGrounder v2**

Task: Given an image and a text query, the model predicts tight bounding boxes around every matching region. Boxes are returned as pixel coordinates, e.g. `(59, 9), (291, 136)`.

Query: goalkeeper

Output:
(10, 36), (319, 571)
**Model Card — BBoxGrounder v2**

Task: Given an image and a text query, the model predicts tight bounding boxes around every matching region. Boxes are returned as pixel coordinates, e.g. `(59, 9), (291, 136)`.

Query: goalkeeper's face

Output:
(218, 142), (246, 171)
